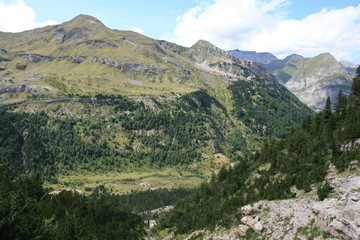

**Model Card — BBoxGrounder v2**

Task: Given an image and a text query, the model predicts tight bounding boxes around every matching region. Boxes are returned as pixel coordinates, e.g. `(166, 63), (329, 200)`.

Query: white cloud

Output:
(244, 6), (360, 61)
(0, 0), (57, 32)
(170, 0), (360, 63)
(170, 0), (288, 49)
(130, 27), (144, 35)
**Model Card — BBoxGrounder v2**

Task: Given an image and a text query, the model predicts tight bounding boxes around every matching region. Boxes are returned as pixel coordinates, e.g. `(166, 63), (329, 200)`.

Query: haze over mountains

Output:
(228, 49), (358, 110)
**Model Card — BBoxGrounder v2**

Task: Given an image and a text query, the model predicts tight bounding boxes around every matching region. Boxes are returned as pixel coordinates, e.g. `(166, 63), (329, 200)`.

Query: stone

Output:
(253, 222), (263, 233)
(236, 225), (249, 236)
(241, 205), (255, 215)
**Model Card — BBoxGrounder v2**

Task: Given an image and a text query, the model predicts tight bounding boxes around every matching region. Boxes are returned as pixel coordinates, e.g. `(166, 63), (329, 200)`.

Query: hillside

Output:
(260, 53), (354, 110)
(156, 67), (360, 240)
(0, 15), (312, 180)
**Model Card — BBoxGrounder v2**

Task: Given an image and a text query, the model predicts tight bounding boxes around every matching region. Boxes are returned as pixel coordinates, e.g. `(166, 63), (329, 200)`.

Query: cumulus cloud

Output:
(170, 0), (360, 63)
(130, 27), (144, 35)
(244, 5), (360, 61)
(0, 0), (57, 32)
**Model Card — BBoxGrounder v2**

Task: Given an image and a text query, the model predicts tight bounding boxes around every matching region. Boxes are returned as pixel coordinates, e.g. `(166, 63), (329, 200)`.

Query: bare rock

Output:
(312, 192), (360, 239)
(240, 205), (257, 215)
(233, 225), (249, 237)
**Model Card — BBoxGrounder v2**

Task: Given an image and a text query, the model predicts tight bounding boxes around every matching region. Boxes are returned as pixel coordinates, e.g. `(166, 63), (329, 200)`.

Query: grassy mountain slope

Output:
(0, 15), (312, 184)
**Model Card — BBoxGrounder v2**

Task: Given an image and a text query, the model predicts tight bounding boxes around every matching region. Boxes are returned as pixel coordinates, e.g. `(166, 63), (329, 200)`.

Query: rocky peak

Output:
(50, 15), (108, 43)
(188, 40), (235, 63)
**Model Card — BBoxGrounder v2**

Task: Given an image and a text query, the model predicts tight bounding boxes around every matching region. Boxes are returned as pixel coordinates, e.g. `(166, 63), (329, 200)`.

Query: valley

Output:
(0, 14), (359, 240)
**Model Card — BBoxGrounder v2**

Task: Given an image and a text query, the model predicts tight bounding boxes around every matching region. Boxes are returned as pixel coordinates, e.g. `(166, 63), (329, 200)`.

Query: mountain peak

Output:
(284, 54), (303, 60)
(71, 14), (102, 22)
(188, 40), (234, 63)
(192, 39), (215, 48)
(65, 14), (106, 29)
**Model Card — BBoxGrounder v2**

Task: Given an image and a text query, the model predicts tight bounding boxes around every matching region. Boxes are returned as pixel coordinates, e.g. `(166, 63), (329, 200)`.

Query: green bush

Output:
(317, 181), (333, 201)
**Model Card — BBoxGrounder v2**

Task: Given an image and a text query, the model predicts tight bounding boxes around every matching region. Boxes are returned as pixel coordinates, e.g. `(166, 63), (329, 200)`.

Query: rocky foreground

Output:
(175, 171), (360, 240)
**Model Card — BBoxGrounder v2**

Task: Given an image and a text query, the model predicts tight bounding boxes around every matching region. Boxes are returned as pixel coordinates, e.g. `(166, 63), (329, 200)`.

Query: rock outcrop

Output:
(188, 40), (279, 84)
(183, 174), (360, 240)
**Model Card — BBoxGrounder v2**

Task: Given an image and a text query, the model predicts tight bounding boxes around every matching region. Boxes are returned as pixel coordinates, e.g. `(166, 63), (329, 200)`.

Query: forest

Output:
(0, 166), (145, 240)
(0, 90), (227, 179)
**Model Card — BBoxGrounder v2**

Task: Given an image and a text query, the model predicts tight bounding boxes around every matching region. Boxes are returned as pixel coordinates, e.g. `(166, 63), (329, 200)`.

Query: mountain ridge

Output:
(227, 49), (278, 64)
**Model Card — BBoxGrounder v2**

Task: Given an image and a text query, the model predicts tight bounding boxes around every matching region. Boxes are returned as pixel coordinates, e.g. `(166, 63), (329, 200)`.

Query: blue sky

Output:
(1, 0), (360, 63)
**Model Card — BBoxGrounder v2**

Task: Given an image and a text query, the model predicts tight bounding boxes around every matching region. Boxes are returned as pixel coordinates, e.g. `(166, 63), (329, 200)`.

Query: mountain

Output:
(0, 14), (197, 99)
(227, 49), (278, 64)
(341, 60), (359, 75)
(0, 15), (311, 190)
(260, 53), (354, 110)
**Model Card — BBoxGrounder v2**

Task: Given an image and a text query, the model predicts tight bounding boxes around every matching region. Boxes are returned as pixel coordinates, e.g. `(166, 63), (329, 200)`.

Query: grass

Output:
(45, 167), (212, 195)
(295, 218), (333, 240)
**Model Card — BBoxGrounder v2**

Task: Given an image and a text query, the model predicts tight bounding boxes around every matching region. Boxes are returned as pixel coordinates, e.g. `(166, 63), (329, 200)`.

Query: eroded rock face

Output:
(312, 176), (360, 239)
(312, 194), (360, 239)
(187, 40), (279, 84)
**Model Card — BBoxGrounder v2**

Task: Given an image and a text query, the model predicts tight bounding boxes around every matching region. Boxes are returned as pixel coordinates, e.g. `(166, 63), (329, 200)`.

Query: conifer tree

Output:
(322, 96), (332, 122)
(335, 89), (347, 119)
(350, 66), (360, 106)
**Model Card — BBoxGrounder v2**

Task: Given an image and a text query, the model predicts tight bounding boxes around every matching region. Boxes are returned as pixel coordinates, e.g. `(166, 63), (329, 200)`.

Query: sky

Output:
(0, 0), (360, 63)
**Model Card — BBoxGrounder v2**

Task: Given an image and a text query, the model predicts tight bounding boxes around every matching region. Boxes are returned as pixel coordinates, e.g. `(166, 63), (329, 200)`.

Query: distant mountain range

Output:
(228, 49), (358, 110)
(227, 49), (278, 64)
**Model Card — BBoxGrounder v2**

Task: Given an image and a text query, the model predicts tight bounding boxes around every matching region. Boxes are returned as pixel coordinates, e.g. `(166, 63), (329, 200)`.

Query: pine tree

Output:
(350, 66), (360, 106)
(335, 89), (347, 119)
(322, 96), (332, 123)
